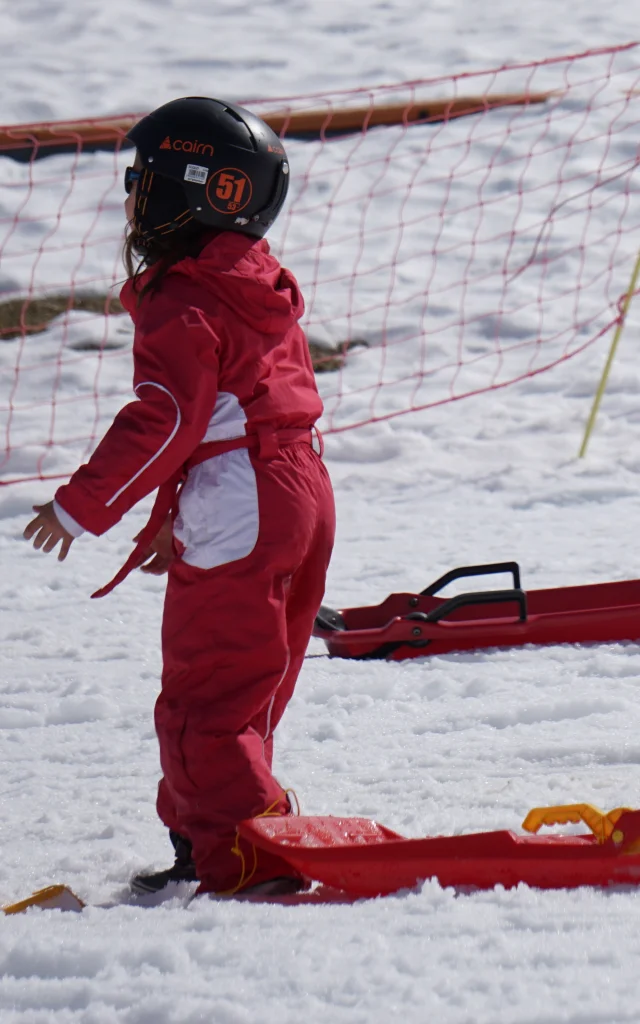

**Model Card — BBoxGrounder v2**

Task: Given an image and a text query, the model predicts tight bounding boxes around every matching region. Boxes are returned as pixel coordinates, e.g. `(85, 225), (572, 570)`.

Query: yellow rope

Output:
(217, 790), (299, 897)
(579, 250), (640, 458)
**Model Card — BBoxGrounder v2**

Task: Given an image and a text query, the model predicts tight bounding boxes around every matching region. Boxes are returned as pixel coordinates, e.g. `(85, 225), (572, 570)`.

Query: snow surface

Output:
(2, 3), (640, 1023)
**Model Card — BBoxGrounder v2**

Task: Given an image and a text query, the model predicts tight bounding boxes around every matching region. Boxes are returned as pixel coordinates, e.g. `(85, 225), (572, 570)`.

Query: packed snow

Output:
(1, 3), (640, 1023)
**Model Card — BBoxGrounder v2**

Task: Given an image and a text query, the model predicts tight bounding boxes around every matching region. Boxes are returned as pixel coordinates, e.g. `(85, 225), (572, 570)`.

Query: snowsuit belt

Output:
(91, 427), (316, 600)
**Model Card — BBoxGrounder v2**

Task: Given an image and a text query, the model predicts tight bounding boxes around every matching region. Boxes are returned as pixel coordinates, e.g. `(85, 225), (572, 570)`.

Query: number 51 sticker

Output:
(207, 168), (253, 214)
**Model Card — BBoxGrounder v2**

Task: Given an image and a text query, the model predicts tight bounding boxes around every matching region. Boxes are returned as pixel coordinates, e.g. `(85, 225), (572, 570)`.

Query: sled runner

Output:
(2, 884), (84, 914)
(239, 803), (640, 897)
(313, 561), (640, 660)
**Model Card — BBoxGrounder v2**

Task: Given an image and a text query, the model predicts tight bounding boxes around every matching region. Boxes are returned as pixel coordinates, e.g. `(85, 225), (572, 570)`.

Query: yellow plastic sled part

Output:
(522, 803), (634, 844)
(3, 884), (84, 915)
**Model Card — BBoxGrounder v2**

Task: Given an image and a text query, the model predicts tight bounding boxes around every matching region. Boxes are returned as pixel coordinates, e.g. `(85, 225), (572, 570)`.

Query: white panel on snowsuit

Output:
(173, 392), (259, 569)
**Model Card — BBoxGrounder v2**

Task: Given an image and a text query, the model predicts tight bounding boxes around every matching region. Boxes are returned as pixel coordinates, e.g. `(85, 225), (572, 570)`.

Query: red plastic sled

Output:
(239, 804), (640, 898)
(313, 561), (640, 660)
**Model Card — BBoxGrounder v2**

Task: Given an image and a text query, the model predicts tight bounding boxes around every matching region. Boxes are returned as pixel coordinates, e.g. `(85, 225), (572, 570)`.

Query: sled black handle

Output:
(314, 604), (347, 632)
(419, 587), (528, 623)
(420, 561), (522, 597)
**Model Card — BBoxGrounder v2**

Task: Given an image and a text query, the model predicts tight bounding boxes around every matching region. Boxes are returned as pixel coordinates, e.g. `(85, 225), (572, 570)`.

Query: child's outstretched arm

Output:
(49, 303), (221, 540)
(23, 501), (75, 561)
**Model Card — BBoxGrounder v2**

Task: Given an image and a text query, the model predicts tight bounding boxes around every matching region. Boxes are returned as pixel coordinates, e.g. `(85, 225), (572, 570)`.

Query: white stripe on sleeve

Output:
(105, 382), (181, 508)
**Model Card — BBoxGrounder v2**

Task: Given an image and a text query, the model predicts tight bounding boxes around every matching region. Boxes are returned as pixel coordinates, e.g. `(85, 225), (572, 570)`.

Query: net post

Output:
(578, 250), (640, 459)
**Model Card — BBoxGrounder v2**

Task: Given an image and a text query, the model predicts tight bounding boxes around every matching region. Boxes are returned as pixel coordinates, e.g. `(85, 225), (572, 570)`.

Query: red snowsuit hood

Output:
(121, 233), (305, 334)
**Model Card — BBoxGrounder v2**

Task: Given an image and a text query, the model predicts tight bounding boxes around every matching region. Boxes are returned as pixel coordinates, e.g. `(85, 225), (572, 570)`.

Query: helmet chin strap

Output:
(130, 226), (152, 258)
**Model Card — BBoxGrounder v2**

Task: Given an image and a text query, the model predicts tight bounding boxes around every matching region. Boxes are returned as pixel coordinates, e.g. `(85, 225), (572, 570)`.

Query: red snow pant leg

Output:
(154, 443), (335, 893)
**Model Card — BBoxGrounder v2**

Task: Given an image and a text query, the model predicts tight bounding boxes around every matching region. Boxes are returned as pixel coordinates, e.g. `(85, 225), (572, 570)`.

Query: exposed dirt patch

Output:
(0, 293), (125, 340)
(0, 292), (365, 370)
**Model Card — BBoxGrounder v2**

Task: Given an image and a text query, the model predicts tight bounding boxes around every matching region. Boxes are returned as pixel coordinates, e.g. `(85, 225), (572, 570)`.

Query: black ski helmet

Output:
(126, 96), (290, 243)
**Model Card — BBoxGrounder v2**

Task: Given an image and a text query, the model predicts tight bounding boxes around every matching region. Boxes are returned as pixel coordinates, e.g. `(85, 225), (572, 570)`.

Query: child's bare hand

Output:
(134, 515), (174, 575)
(23, 502), (75, 561)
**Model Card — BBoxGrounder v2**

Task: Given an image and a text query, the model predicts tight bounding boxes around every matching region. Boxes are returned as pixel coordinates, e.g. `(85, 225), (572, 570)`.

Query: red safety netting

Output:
(1, 43), (639, 485)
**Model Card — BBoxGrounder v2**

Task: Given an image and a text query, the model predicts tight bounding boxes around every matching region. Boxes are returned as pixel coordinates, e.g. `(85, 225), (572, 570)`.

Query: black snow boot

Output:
(131, 830), (198, 895)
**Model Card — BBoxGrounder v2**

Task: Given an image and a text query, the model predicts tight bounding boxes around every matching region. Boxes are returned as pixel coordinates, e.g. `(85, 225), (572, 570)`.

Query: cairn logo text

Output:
(160, 136), (214, 156)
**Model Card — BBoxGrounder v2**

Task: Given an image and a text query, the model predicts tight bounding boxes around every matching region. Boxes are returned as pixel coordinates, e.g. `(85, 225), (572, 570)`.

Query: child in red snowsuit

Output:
(24, 97), (335, 897)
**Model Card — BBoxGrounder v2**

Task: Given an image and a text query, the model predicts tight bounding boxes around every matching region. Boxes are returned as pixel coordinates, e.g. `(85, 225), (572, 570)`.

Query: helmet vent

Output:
(224, 106), (258, 152)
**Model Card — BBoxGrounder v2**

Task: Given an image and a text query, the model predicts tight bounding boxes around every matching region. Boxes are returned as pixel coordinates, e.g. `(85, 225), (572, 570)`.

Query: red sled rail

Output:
(239, 804), (640, 898)
(312, 561), (640, 660)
